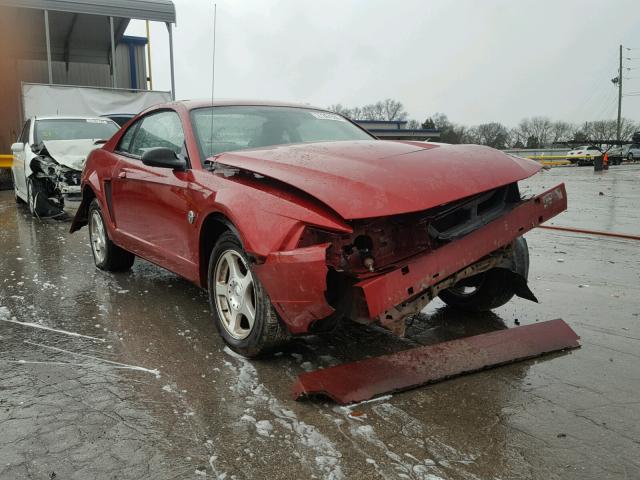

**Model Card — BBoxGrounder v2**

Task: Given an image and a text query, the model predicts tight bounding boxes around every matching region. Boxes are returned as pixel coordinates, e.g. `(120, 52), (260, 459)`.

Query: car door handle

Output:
(118, 171), (127, 179)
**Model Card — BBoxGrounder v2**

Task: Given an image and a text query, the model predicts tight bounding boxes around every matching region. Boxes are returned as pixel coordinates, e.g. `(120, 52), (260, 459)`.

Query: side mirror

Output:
(141, 147), (187, 170)
(11, 142), (24, 153)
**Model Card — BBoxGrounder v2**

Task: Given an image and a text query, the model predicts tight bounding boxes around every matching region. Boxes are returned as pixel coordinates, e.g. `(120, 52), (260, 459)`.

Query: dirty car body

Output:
(11, 116), (119, 216)
(71, 100), (567, 355)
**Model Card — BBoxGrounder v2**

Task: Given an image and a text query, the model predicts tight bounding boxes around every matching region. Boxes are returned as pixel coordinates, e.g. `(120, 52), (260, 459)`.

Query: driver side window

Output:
(130, 111), (185, 157)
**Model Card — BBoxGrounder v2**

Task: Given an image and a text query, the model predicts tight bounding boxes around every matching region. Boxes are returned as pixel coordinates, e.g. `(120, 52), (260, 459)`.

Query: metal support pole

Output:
(166, 22), (175, 100)
(616, 45), (623, 141)
(110, 16), (117, 88)
(44, 10), (53, 83)
(145, 20), (153, 89)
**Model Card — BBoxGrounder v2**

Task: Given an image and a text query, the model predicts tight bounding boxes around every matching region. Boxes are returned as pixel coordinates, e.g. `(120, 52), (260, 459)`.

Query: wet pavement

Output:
(0, 165), (639, 479)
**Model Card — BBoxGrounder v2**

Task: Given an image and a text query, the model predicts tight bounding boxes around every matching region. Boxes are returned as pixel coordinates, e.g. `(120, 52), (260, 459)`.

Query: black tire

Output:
(208, 231), (289, 358)
(27, 177), (64, 217)
(439, 237), (530, 312)
(88, 198), (135, 271)
(27, 177), (46, 216)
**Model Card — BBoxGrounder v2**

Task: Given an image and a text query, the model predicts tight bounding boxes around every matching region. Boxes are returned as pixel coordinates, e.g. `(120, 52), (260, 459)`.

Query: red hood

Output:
(215, 140), (541, 220)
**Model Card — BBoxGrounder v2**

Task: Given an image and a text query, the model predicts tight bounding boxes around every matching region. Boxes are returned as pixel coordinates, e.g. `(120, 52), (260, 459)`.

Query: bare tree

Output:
(469, 122), (509, 149)
(380, 99), (408, 121)
(330, 99), (408, 121)
(349, 106), (364, 120)
(514, 117), (553, 147)
(327, 104), (353, 118)
(361, 103), (382, 120)
(430, 113), (466, 144)
(327, 104), (349, 114)
(619, 118), (637, 140)
(585, 120), (617, 140)
(549, 121), (574, 144)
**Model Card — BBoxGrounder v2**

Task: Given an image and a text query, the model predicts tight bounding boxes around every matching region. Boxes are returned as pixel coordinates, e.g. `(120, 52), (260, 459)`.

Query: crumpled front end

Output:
(28, 141), (90, 216)
(252, 182), (567, 336)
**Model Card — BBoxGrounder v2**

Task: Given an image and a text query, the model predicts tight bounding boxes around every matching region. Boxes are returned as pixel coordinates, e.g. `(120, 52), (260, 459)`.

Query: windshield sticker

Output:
(310, 112), (347, 122)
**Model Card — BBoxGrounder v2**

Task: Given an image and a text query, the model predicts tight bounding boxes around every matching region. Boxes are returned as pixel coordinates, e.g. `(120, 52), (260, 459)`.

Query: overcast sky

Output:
(126, 0), (640, 126)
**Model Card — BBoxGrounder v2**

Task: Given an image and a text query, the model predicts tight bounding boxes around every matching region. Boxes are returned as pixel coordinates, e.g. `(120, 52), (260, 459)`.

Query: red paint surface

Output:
(357, 184), (568, 318)
(72, 101), (560, 335)
(292, 319), (581, 404)
(252, 244), (335, 334)
(216, 142), (541, 219)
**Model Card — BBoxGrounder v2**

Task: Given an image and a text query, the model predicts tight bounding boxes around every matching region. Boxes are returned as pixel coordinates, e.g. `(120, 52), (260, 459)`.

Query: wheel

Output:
(27, 177), (64, 217)
(208, 231), (289, 357)
(628, 153), (634, 161)
(88, 198), (135, 271)
(27, 177), (41, 216)
(439, 237), (530, 312)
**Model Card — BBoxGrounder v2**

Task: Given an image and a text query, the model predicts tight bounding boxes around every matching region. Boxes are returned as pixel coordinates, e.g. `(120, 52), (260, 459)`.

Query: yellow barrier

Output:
(526, 155), (596, 160)
(0, 154), (13, 169)
(524, 154), (600, 167)
(539, 160), (571, 166)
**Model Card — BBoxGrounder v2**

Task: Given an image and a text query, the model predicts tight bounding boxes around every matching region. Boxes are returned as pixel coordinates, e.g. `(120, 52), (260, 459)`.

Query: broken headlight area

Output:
(29, 154), (81, 216)
(297, 182), (522, 276)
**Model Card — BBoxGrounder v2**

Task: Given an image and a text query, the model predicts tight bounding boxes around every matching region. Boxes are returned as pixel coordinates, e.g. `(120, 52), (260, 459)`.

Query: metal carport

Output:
(0, 0), (177, 99)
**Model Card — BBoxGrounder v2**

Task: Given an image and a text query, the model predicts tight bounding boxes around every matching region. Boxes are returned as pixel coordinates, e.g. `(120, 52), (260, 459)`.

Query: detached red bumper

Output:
(356, 183), (567, 318)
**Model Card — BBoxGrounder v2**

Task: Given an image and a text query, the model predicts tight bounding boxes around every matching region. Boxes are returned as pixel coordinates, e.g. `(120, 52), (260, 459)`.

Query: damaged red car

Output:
(70, 101), (567, 357)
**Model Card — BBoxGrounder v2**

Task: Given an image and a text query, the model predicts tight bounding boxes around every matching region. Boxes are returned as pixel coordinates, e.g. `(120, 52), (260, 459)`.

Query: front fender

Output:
(251, 244), (335, 334)
(69, 171), (102, 233)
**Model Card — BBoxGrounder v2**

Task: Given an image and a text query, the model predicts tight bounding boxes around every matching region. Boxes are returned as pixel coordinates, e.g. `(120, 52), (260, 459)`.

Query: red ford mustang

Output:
(71, 100), (567, 357)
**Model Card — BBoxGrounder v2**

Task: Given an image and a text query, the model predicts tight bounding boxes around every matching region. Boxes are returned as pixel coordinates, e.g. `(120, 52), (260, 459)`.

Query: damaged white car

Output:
(11, 116), (119, 217)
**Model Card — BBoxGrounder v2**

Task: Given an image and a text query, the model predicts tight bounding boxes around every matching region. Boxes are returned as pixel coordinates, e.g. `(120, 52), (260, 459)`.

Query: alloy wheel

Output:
(213, 250), (256, 340)
(89, 210), (107, 264)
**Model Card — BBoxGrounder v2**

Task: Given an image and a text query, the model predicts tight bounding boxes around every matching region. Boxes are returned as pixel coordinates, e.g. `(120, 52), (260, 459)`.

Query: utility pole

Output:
(616, 44), (623, 141)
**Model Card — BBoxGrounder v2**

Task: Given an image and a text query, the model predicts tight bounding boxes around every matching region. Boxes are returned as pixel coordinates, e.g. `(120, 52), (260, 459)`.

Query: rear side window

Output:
(129, 111), (184, 157)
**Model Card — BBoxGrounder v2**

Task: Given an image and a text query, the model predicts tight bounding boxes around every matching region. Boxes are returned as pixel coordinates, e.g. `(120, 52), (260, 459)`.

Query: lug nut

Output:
(363, 256), (375, 272)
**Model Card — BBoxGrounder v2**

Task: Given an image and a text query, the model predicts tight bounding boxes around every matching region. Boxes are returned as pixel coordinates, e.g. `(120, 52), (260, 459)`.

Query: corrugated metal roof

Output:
(0, 0), (176, 23)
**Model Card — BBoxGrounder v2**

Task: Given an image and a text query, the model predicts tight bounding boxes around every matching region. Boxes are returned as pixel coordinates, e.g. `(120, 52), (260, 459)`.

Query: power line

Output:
(569, 54), (619, 119)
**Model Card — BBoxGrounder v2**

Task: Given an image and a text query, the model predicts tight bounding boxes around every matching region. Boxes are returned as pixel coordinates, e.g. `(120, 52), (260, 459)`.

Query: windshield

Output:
(191, 106), (373, 158)
(34, 118), (119, 144)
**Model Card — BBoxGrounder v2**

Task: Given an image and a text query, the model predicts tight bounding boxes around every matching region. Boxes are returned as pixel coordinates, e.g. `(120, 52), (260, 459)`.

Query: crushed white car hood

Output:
(42, 139), (99, 171)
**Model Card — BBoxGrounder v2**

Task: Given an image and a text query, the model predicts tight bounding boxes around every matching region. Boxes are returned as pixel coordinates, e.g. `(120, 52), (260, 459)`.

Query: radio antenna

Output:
(211, 3), (217, 101)
(209, 2), (217, 156)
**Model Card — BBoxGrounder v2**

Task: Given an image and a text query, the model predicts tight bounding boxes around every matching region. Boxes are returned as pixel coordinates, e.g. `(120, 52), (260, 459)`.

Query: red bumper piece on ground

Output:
(292, 319), (580, 404)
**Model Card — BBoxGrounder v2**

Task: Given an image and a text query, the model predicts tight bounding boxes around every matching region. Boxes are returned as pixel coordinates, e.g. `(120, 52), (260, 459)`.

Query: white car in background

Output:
(11, 116), (119, 217)
(626, 143), (640, 161)
(566, 145), (601, 165)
